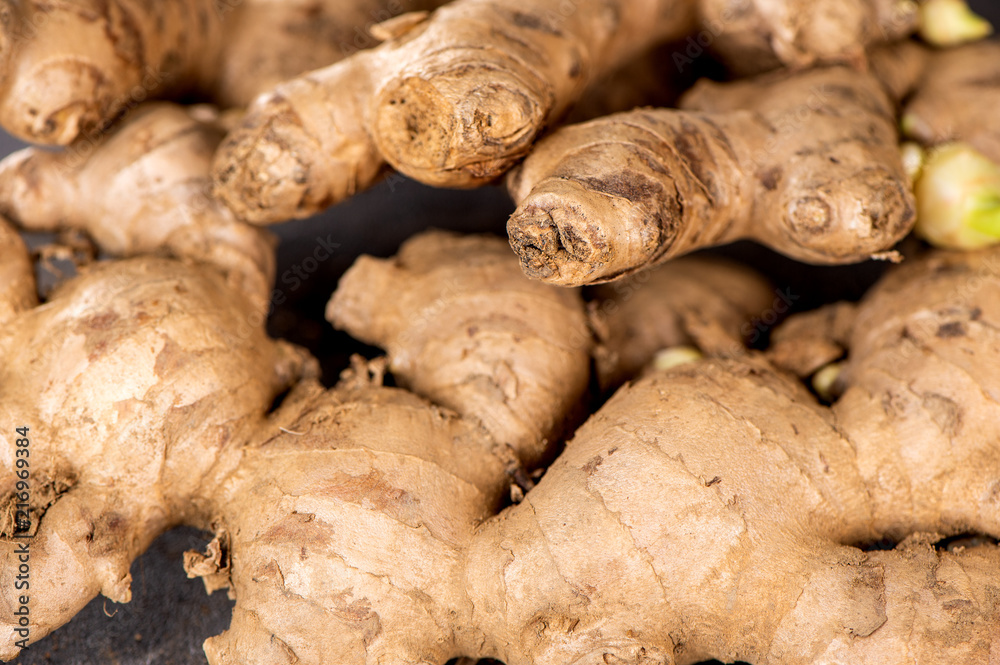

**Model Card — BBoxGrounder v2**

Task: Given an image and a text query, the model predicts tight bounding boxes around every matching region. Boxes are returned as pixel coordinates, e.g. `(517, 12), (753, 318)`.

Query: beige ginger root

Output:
(212, 0), (918, 224)
(0, 230), (592, 659)
(328, 231), (592, 466)
(0, 103), (275, 313)
(903, 40), (1000, 166)
(0, 0), (439, 145)
(5, 230), (1000, 663)
(199, 244), (1000, 664)
(0, 255), (309, 658)
(697, 0), (919, 75)
(0, 0), (217, 145)
(507, 65), (914, 285)
(212, 0), (699, 223)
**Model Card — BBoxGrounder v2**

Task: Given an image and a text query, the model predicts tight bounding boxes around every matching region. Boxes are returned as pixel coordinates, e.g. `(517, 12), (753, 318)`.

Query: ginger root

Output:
(507, 65), (914, 285)
(211, 0), (699, 223)
(0, 230), (592, 660)
(212, 0), (918, 224)
(0, 0), (439, 145)
(0, 254), (307, 658)
(903, 40), (1000, 165)
(328, 231), (592, 466)
(212, 244), (1000, 665)
(698, 0), (919, 74)
(0, 103), (276, 313)
(0, 219), (36, 325)
(5, 226), (1000, 664)
(196, 244), (1000, 664)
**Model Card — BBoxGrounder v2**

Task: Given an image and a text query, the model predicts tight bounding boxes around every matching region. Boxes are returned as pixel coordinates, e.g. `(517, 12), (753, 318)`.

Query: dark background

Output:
(9, 2), (1000, 662)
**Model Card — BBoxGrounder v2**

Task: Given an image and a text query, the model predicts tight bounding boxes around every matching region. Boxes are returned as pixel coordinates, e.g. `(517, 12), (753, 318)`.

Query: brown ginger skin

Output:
(328, 231), (592, 466)
(0, 0), (219, 145)
(0, 0), (439, 145)
(0, 254), (307, 659)
(765, 300), (857, 378)
(903, 40), (1000, 163)
(194, 232), (594, 664)
(0, 103), (276, 313)
(697, 0), (919, 75)
(507, 65), (915, 285)
(213, 0), (917, 224)
(212, 0), (700, 223)
(0, 230), (593, 660)
(211, 0), (446, 110)
(5, 229), (1000, 664)
(867, 40), (931, 106)
(196, 245), (1000, 665)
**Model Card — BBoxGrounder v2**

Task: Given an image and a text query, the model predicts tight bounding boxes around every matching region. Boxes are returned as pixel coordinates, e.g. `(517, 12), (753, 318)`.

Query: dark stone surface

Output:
(12, 528), (233, 665)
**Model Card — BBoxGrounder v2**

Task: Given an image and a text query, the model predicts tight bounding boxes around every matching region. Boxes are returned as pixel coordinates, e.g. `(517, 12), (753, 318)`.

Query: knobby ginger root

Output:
(0, 0), (217, 145)
(0, 103), (275, 313)
(211, 0), (446, 110)
(201, 245), (1000, 665)
(901, 41), (1000, 249)
(212, 0), (699, 223)
(507, 65), (914, 285)
(867, 40), (931, 104)
(212, 0), (916, 224)
(903, 41), (1000, 166)
(765, 301), (858, 378)
(0, 0), (439, 145)
(5, 230), (1000, 664)
(0, 230), (592, 660)
(0, 255), (309, 659)
(328, 231), (592, 466)
(698, 0), (918, 75)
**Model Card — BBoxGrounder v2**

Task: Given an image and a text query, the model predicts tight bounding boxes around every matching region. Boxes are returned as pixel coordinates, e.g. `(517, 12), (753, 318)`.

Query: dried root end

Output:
(781, 170), (914, 263)
(374, 67), (544, 186)
(212, 97), (325, 224)
(506, 206), (609, 286)
(1, 61), (107, 145)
